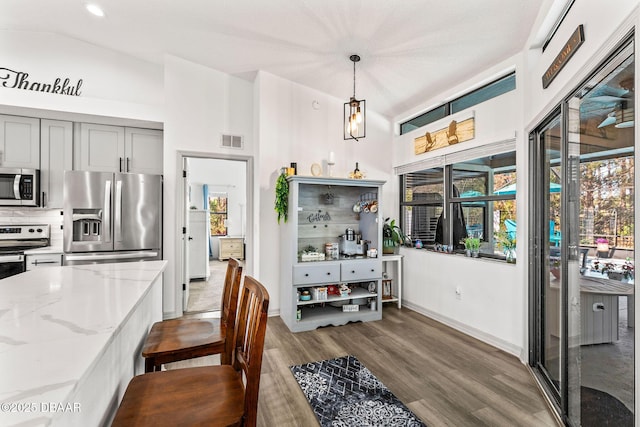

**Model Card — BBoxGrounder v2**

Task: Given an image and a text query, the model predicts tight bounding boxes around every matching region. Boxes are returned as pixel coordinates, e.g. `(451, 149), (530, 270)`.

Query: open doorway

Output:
(180, 154), (252, 314)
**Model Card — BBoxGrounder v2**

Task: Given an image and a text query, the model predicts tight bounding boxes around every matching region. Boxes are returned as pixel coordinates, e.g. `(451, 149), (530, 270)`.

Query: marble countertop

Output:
(0, 260), (167, 426)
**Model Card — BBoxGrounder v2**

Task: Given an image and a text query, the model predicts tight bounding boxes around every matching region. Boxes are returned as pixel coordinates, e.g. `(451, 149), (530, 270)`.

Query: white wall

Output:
(0, 30), (163, 122)
(524, 1), (639, 128)
(163, 55), (254, 316)
(254, 70), (394, 318)
(391, 53), (527, 357)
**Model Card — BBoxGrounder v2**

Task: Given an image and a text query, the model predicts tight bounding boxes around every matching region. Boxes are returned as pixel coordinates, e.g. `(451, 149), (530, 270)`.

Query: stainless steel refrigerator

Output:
(62, 171), (162, 265)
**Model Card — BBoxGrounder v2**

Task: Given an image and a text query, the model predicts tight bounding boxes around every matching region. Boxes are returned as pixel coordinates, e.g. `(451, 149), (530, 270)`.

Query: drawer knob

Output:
(351, 270), (355, 273)
(371, 269), (375, 272)
(326, 272), (331, 275)
(304, 273), (309, 277)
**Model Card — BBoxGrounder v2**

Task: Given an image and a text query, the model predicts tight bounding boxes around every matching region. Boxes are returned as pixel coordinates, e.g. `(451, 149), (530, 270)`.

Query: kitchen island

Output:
(0, 260), (167, 427)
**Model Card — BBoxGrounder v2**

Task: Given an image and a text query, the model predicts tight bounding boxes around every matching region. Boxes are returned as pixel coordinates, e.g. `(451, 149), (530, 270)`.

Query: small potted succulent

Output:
(463, 237), (481, 257)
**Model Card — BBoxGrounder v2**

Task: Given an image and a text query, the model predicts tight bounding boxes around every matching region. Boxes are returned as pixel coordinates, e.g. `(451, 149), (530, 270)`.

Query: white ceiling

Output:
(2, 0), (545, 118)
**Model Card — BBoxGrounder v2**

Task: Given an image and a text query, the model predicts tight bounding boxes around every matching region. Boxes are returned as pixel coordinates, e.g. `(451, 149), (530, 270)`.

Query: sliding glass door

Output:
(530, 37), (635, 426)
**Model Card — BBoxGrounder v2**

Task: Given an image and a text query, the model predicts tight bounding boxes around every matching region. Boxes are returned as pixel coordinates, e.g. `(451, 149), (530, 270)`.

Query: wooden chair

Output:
(142, 258), (243, 372)
(112, 276), (270, 427)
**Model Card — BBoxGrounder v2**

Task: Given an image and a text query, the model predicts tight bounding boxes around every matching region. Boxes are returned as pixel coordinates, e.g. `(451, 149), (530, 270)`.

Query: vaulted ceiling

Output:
(2, 0), (545, 118)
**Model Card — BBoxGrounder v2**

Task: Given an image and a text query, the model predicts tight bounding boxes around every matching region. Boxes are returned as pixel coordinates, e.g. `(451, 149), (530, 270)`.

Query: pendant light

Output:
(344, 54), (366, 141)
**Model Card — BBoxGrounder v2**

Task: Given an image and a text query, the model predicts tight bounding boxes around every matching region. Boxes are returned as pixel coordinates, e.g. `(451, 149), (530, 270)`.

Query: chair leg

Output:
(145, 357), (156, 373)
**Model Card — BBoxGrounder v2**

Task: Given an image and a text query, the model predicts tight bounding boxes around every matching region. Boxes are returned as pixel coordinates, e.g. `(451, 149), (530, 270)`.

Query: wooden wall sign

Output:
(414, 117), (475, 155)
(0, 67), (83, 96)
(542, 25), (584, 89)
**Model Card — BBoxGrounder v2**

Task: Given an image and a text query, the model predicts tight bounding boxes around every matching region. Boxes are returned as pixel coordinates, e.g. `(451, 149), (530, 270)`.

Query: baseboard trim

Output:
(402, 301), (523, 358)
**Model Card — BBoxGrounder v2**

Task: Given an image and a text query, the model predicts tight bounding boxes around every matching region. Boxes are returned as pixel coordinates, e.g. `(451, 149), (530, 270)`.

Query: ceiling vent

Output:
(221, 134), (243, 149)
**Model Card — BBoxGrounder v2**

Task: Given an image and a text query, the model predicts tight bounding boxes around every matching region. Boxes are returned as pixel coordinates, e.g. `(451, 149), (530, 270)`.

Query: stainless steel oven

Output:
(0, 168), (40, 206)
(0, 225), (49, 279)
(0, 253), (25, 279)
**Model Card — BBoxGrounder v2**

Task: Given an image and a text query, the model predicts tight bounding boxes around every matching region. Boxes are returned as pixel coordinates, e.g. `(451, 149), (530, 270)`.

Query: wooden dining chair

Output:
(142, 258), (243, 372)
(112, 276), (270, 427)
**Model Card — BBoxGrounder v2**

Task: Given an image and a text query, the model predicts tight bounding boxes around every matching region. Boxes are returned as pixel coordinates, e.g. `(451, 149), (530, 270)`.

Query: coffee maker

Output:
(339, 228), (366, 256)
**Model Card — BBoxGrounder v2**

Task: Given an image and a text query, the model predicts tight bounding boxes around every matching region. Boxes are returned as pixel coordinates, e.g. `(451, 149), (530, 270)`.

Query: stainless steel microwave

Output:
(0, 168), (39, 206)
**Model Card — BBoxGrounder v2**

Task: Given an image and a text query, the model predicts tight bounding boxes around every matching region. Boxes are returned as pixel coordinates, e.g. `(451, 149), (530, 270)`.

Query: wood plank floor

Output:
(176, 306), (559, 426)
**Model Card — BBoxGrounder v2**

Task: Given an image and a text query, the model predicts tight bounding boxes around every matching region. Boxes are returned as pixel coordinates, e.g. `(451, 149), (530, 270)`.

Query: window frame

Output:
(399, 148), (517, 261)
(400, 72), (516, 135)
(208, 193), (228, 236)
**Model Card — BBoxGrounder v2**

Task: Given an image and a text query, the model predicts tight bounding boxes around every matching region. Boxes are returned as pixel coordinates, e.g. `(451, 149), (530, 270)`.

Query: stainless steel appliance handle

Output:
(104, 180), (112, 243)
(13, 174), (21, 199)
(64, 251), (158, 261)
(115, 180), (122, 243)
(33, 260), (58, 265)
(0, 254), (24, 263)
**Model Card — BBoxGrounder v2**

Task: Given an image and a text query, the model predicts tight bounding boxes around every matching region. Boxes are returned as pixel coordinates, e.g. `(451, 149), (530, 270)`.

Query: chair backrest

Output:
(221, 258), (243, 364)
(233, 275), (270, 427)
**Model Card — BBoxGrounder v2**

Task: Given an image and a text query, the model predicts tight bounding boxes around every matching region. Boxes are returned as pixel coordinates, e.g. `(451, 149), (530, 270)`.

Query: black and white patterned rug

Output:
(290, 355), (426, 426)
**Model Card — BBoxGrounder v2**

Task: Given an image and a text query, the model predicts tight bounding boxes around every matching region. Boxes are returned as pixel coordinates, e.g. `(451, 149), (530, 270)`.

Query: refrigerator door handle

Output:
(104, 180), (112, 243)
(115, 180), (123, 243)
(64, 251), (159, 262)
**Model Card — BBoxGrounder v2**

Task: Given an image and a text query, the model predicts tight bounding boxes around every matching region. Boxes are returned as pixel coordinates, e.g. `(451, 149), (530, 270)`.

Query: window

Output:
(400, 72), (516, 135)
(209, 194), (228, 236)
(400, 150), (516, 260)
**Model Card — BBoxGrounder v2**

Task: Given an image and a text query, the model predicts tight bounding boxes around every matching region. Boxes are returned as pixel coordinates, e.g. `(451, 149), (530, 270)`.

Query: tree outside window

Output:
(209, 194), (228, 236)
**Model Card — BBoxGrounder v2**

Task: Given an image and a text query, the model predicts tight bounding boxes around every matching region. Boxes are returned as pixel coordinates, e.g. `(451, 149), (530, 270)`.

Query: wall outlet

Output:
(455, 286), (462, 300)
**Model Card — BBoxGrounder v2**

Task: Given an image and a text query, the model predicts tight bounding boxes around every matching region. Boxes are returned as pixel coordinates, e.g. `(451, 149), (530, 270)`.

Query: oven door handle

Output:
(14, 174), (21, 199)
(0, 254), (24, 263)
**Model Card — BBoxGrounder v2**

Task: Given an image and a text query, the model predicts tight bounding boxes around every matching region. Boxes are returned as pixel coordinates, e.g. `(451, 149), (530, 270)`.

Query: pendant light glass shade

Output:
(344, 55), (366, 141)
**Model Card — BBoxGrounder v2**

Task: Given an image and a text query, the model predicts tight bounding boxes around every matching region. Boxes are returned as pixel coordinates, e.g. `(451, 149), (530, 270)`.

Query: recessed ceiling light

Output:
(85, 3), (105, 17)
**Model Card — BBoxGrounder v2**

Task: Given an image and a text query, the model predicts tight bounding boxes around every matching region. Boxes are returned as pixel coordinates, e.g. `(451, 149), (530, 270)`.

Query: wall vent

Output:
(221, 134), (243, 149)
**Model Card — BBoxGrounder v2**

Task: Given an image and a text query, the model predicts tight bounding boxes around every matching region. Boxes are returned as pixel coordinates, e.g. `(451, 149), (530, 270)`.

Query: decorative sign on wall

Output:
(542, 25), (585, 89)
(307, 210), (332, 223)
(0, 67), (83, 96)
(414, 117), (475, 155)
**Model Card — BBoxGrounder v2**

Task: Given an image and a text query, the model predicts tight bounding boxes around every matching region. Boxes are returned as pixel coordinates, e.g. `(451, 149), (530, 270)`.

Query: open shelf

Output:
(296, 287), (376, 306)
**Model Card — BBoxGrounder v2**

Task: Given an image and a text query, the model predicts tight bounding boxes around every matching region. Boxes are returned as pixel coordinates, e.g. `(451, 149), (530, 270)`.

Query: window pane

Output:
(210, 213), (227, 236)
(457, 200), (517, 255)
(452, 151), (517, 197)
(400, 105), (447, 134)
(209, 196), (227, 213)
(403, 168), (444, 202)
(401, 168), (444, 243)
(451, 73), (516, 114)
(402, 205), (443, 244)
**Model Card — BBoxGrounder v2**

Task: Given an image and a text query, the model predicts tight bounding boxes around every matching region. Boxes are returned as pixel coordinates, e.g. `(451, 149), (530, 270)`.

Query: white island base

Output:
(0, 260), (167, 427)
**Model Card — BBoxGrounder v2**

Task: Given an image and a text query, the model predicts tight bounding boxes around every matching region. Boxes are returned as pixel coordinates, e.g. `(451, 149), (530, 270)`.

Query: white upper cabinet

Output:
(76, 123), (125, 173)
(76, 123), (162, 174)
(124, 127), (163, 175)
(0, 115), (40, 169)
(40, 119), (73, 208)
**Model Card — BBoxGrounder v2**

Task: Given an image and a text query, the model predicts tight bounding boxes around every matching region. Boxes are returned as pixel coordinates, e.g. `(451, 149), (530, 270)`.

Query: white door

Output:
(182, 157), (190, 312)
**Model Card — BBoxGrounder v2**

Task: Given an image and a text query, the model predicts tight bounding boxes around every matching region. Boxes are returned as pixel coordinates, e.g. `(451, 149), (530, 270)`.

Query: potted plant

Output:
(383, 218), (405, 254)
(462, 237), (474, 257)
(274, 169), (289, 223)
(496, 230), (516, 263)
(596, 237), (609, 255)
(468, 237), (481, 257)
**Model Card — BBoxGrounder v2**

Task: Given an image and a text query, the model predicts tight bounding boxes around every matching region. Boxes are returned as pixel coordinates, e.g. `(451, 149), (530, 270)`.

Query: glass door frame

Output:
(529, 106), (567, 419)
(529, 32), (635, 426)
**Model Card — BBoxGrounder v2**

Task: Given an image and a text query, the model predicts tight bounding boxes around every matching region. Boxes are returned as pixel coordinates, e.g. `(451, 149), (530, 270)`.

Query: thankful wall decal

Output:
(0, 67), (83, 96)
